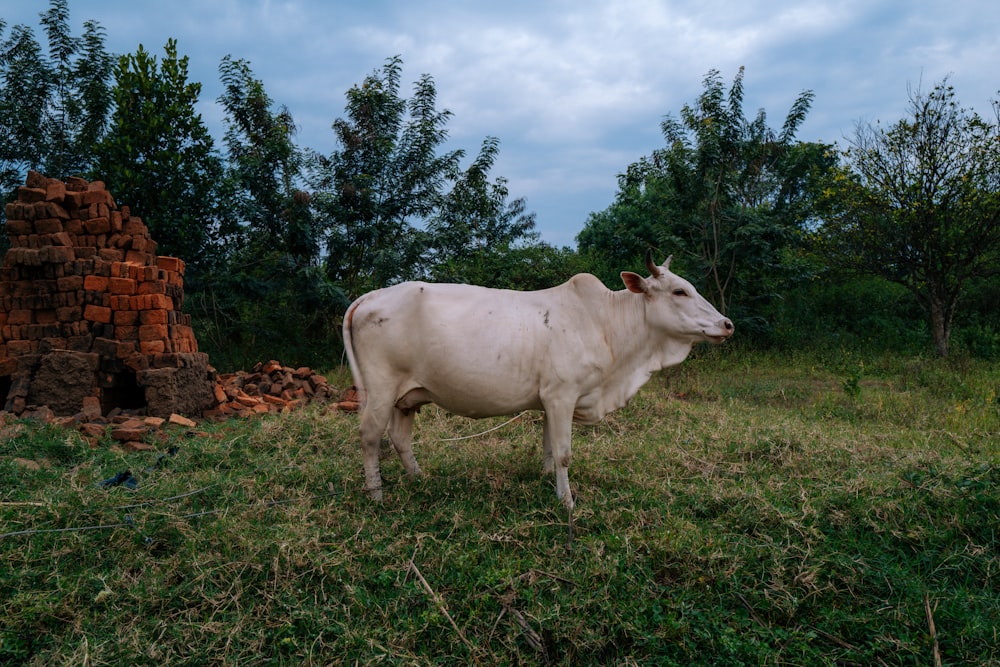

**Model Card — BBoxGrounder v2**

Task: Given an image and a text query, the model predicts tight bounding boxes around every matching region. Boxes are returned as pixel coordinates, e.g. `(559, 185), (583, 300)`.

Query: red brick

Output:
(35, 309), (57, 324)
(45, 180), (66, 202)
(110, 295), (132, 310)
(17, 186), (46, 203)
(114, 325), (138, 340)
(114, 310), (139, 325)
(7, 310), (33, 325)
(34, 218), (63, 234)
(64, 191), (84, 209)
(25, 171), (46, 188)
(123, 218), (147, 235)
(124, 250), (151, 265)
(132, 294), (173, 310)
(83, 304), (112, 324)
(57, 276), (84, 291)
(156, 256), (185, 273)
(84, 275), (109, 291)
(84, 217), (111, 234)
(56, 306), (82, 322)
(139, 309), (168, 325)
(138, 324), (168, 341)
(109, 277), (136, 295)
(137, 280), (166, 295)
(5, 220), (32, 235)
(80, 189), (112, 206)
(50, 231), (73, 247)
(139, 340), (166, 354)
(6, 340), (37, 355)
(40, 246), (75, 263)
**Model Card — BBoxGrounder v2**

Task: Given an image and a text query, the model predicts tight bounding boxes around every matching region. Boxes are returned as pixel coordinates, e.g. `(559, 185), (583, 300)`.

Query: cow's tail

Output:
(342, 297), (367, 408)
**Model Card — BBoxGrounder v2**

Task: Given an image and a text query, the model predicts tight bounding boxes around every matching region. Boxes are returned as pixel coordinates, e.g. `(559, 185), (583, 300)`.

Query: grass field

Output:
(1, 349), (998, 665)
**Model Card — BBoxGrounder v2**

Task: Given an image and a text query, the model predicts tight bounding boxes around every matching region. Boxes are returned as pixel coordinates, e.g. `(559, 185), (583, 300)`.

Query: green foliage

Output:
(310, 55), (462, 299)
(817, 78), (1000, 357)
(185, 56), (344, 371)
(310, 56), (547, 300)
(432, 241), (586, 291)
(2, 353), (998, 664)
(425, 137), (534, 279)
(577, 68), (834, 344)
(217, 55), (316, 263)
(772, 271), (931, 353)
(93, 39), (224, 277)
(0, 0), (112, 191)
(189, 256), (347, 372)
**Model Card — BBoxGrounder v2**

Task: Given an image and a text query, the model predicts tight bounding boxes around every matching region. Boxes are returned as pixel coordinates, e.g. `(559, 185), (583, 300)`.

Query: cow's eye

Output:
(672, 288), (688, 297)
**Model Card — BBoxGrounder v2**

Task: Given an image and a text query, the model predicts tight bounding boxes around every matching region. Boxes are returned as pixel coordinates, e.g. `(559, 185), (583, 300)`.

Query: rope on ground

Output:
(436, 411), (532, 442)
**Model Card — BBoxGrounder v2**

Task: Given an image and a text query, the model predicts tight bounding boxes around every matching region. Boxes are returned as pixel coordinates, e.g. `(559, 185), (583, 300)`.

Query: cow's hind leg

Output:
(359, 399), (393, 501)
(388, 407), (422, 477)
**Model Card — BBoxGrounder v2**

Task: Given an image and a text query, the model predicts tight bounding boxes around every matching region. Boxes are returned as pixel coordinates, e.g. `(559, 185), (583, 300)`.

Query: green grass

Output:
(1, 350), (998, 665)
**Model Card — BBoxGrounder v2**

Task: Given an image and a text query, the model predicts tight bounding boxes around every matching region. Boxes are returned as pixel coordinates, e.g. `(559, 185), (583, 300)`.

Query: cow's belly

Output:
(399, 372), (544, 418)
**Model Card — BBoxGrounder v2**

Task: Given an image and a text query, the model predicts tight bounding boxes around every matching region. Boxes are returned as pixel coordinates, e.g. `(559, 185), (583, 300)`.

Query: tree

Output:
(818, 79), (1000, 356)
(309, 55), (462, 298)
(93, 39), (224, 276)
(424, 135), (544, 286)
(0, 0), (111, 193)
(217, 55), (317, 263)
(39, 0), (112, 179)
(0, 21), (45, 194)
(190, 56), (346, 371)
(577, 68), (827, 337)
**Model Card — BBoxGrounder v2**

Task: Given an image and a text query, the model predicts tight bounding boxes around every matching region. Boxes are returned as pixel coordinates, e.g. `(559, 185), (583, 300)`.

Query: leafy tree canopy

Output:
(93, 38), (224, 277)
(817, 78), (1000, 356)
(0, 0), (111, 191)
(578, 68), (832, 340)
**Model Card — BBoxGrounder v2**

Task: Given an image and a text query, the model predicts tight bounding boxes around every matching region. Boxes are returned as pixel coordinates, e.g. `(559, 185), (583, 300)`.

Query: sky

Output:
(4, 1), (999, 247)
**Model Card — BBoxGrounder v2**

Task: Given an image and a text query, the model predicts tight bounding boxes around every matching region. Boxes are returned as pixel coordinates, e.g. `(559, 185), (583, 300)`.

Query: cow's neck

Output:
(561, 280), (696, 423)
(595, 289), (693, 401)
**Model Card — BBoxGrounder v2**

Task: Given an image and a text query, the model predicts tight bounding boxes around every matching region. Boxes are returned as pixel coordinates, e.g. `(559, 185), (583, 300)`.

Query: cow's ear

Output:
(620, 271), (647, 294)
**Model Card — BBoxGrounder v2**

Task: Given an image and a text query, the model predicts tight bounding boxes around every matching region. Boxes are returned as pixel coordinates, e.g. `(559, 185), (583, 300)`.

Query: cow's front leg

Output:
(542, 419), (554, 474)
(542, 403), (575, 511)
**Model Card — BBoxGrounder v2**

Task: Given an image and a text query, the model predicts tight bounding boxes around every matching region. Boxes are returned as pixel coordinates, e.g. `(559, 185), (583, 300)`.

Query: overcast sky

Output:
(5, 1), (999, 246)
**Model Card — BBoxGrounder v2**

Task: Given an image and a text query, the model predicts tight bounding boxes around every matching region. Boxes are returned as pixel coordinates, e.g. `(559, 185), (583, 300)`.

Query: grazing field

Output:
(1, 350), (998, 665)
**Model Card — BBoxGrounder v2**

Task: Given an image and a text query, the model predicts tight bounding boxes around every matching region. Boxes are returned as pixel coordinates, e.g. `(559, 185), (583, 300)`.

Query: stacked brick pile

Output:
(0, 171), (216, 418)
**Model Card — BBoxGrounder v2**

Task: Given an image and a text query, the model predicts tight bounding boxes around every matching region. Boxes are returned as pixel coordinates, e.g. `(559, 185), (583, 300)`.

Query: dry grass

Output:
(1, 349), (998, 665)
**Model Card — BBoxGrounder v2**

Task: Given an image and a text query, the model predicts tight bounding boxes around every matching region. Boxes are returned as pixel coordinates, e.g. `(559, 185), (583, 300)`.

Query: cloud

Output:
(6, 0), (1000, 244)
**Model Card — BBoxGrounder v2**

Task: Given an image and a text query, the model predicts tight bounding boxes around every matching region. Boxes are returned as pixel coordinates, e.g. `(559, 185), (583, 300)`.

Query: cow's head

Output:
(620, 250), (734, 344)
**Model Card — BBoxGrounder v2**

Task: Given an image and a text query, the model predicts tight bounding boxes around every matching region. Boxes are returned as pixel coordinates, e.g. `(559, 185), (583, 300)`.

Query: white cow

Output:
(342, 252), (733, 510)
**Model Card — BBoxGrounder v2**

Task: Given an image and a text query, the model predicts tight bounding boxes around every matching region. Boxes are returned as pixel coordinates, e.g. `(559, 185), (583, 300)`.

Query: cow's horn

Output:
(645, 249), (662, 278)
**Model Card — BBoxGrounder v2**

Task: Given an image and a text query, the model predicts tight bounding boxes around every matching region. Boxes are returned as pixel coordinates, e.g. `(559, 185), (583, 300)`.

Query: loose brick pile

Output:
(0, 171), (214, 417)
(207, 360), (340, 418)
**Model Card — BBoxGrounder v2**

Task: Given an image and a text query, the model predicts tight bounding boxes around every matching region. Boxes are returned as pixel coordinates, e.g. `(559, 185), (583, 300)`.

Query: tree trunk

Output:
(927, 293), (952, 357)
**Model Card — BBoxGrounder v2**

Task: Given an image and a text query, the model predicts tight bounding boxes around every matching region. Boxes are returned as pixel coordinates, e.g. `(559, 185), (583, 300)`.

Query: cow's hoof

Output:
(366, 486), (384, 502)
